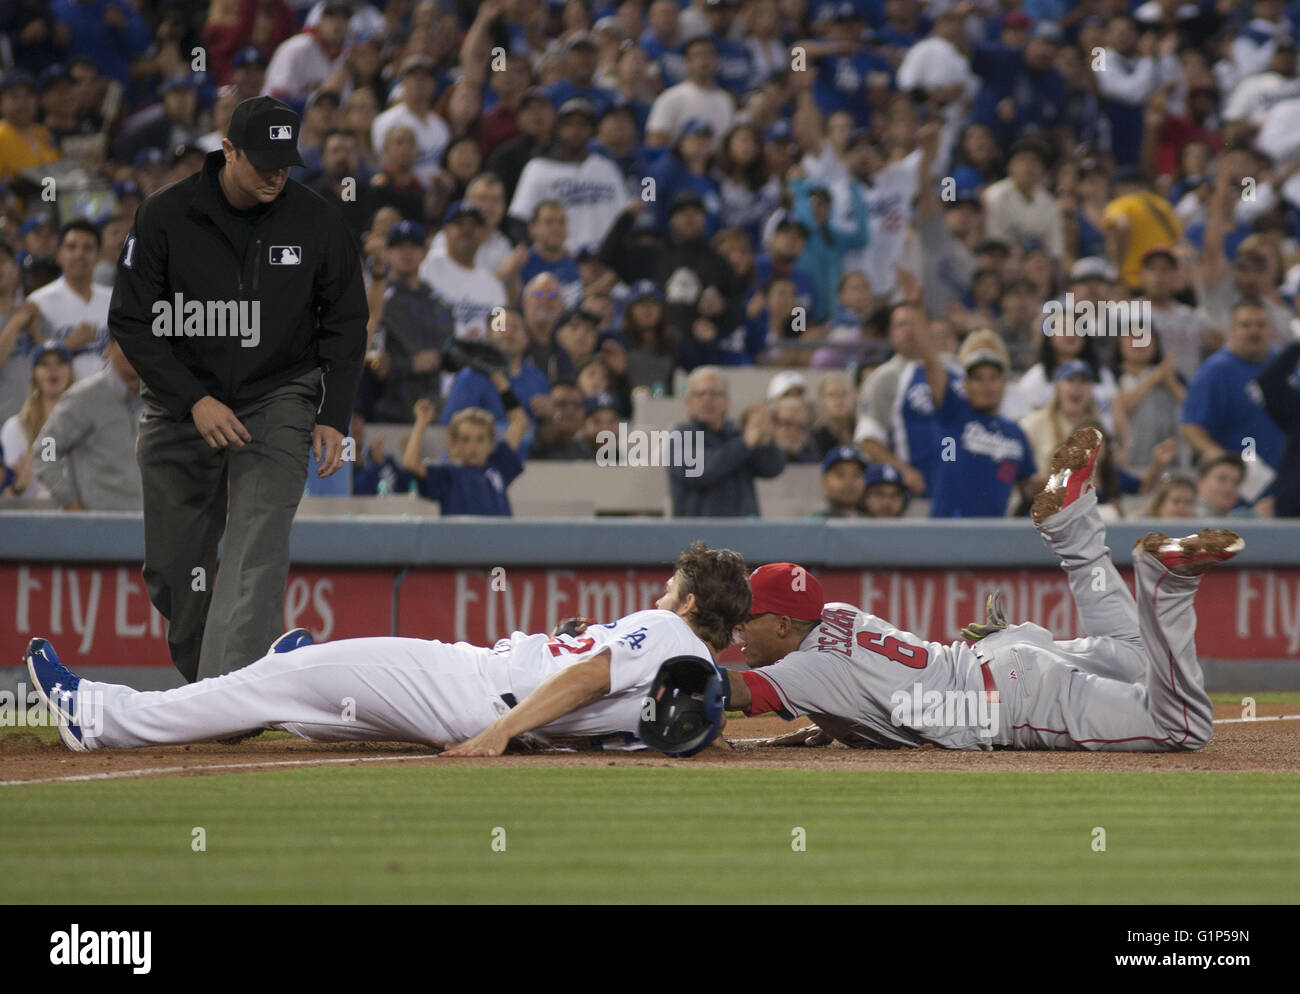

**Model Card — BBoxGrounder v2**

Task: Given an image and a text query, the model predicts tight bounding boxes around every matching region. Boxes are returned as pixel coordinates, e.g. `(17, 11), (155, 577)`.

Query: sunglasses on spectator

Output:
(530, 288), (561, 299)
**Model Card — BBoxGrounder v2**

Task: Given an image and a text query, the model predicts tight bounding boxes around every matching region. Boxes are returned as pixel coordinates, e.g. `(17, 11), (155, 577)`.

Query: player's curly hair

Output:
(672, 541), (752, 652)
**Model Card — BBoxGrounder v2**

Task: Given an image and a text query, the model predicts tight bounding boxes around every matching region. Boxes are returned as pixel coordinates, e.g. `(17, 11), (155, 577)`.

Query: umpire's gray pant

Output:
(137, 369), (321, 682)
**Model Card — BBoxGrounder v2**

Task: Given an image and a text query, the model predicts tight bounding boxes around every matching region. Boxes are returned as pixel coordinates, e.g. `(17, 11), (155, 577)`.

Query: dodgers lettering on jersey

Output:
(495, 609), (714, 739)
(742, 602), (994, 750)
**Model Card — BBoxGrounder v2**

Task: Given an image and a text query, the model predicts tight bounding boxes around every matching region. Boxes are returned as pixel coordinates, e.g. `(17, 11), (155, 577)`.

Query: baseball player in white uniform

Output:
(27, 542), (751, 759)
(728, 428), (1242, 752)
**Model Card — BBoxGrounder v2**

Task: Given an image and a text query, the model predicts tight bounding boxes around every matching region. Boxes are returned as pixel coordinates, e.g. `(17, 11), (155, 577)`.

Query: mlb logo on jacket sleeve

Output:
(269, 125), (294, 140)
(269, 246), (301, 265)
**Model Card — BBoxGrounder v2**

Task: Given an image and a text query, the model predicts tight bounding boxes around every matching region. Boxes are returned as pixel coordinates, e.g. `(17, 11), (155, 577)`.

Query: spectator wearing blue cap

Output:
(517, 200), (583, 307)
(591, 101), (650, 199)
(441, 308), (549, 458)
(923, 327), (1039, 518)
(0, 71), (59, 182)
(357, 220), (455, 424)
(113, 73), (202, 167)
(37, 65), (90, 152)
(1020, 358), (1106, 475)
(646, 35), (734, 151)
(262, 0), (350, 101)
(797, 4), (893, 129)
(50, 0), (149, 86)
(508, 98), (626, 255)
(861, 462), (909, 518)
(646, 118), (723, 235)
(16, 212), (58, 265)
(1, 341), (73, 501)
(619, 280), (676, 394)
(544, 32), (616, 119)
(809, 445), (868, 518)
(579, 389), (621, 457)
(969, 13), (1069, 150)
(230, 46), (271, 100)
(417, 201), (507, 342)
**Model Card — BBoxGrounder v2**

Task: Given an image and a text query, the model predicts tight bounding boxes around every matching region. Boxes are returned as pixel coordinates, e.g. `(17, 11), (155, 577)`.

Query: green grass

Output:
(2, 767), (1297, 903)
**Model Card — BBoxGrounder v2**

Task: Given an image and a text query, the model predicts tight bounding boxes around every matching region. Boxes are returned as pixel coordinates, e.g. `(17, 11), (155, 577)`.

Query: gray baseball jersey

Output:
(739, 602), (995, 750)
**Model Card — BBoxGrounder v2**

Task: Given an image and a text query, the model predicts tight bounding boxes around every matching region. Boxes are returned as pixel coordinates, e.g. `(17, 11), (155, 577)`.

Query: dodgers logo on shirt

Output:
(618, 627), (648, 650)
(269, 125), (293, 140)
(269, 246), (301, 265)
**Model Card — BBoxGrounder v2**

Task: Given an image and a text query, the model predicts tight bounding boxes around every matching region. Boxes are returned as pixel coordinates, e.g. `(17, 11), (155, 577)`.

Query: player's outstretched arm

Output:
(441, 650), (614, 758)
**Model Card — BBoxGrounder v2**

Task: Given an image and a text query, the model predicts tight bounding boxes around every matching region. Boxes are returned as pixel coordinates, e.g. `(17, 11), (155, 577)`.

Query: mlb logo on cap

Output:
(269, 245), (301, 265)
(269, 125), (293, 140)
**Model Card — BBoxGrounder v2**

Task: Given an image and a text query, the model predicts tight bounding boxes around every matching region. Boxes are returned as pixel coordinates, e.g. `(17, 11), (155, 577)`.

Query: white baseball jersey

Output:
(493, 609), (714, 737)
(740, 601), (991, 750)
(28, 276), (111, 381)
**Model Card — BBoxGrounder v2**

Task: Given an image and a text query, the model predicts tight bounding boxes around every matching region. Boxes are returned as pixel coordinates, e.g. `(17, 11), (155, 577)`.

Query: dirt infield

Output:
(2, 701), (1297, 783)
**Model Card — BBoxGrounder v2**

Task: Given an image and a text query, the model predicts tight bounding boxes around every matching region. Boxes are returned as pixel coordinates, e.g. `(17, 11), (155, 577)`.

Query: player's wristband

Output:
(498, 387), (521, 412)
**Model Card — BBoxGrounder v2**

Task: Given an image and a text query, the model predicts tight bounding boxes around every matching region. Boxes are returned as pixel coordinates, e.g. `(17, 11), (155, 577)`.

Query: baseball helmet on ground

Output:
(638, 656), (728, 757)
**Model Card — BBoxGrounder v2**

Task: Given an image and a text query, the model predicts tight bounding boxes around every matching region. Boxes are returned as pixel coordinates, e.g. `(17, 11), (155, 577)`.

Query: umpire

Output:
(109, 96), (367, 682)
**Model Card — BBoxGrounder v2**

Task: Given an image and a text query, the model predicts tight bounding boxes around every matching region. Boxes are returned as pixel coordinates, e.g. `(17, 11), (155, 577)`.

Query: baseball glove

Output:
(443, 339), (509, 377)
(638, 655), (728, 757)
(961, 590), (1010, 642)
(551, 617), (596, 637)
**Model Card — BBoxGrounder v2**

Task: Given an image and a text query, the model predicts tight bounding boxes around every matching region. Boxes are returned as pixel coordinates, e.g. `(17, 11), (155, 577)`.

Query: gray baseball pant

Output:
(980, 490), (1215, 751)
(136, 369), (321, 682)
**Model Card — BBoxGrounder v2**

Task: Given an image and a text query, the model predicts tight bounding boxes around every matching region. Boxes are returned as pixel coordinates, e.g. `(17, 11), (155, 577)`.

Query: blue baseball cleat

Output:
(268, 628), (314, 654)
(25, 637), (87, 752)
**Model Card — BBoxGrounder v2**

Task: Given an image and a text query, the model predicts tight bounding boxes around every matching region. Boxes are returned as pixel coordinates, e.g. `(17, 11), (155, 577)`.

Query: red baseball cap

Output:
(748, 563), (825, 622)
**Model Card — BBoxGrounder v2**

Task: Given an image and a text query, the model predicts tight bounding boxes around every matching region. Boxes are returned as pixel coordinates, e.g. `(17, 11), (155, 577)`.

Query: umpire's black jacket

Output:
(109, 150), (367, 433)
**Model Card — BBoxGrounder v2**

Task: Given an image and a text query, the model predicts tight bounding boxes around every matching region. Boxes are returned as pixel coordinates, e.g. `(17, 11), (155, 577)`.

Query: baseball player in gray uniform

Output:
(26, 542), (750, 758)
(727, 428), (1242, 752)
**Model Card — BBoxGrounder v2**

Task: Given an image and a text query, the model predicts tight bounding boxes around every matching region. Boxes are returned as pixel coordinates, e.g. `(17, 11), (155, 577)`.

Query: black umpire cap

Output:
(226, 96), (306, 170)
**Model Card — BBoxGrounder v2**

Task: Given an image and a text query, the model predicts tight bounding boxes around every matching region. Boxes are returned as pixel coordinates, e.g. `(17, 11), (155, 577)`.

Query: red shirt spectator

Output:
(202, 0), (297, 85)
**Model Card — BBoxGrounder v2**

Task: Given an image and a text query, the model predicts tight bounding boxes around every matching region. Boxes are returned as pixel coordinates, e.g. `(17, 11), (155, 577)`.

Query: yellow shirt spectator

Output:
(0, 120), (59, 181)
(1102, 190), (1183, 290)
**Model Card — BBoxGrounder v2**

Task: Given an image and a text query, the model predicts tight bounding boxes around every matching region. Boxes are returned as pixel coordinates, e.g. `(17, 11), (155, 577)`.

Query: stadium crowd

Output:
(0, 0), (1298, 519)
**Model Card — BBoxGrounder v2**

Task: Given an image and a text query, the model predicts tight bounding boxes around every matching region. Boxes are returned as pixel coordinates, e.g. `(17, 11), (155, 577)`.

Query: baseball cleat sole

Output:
(1137, 529), (1245, 576)
(1031, 426), (1104, 525)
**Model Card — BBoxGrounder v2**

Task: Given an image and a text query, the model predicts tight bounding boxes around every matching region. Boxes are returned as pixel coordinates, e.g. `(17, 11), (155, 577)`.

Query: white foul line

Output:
(0, 752), (442, 787)
(4, 715), (1299, 785)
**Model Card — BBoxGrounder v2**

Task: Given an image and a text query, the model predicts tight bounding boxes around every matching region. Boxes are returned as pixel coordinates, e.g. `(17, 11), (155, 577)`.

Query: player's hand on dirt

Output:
(412, 398), (436, 424)
(762, 724), (832, 747)
(551, 616), (595, 637)
(441, 723), (511, 758)
(192, 396), (252, 449)
(313, 424), (346, 477)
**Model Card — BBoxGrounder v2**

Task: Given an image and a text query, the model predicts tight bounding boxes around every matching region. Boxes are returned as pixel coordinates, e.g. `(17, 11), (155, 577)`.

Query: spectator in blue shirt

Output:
(800, 5), (894, 128)
(969, 20), (1068, 148)
(544, 33), (615, 118)
(1256, 341), (1300, 517)
(591, 101), (649, 197)
(920, 326), (1039, 517)
(518, 200), (583, 306)
(790, 178), (869, 323)
(403, 383), (528, 516)
(754, 218), (820, 320)
(1179, 300), (1285, 478)
(640, 0), (686, 88)
(441, 308), (550, 458)
(702, 0), (755, 95)
(349, 414), (414, 497)
(52, 0), (150, 86)
(646, 119), (723, 235)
